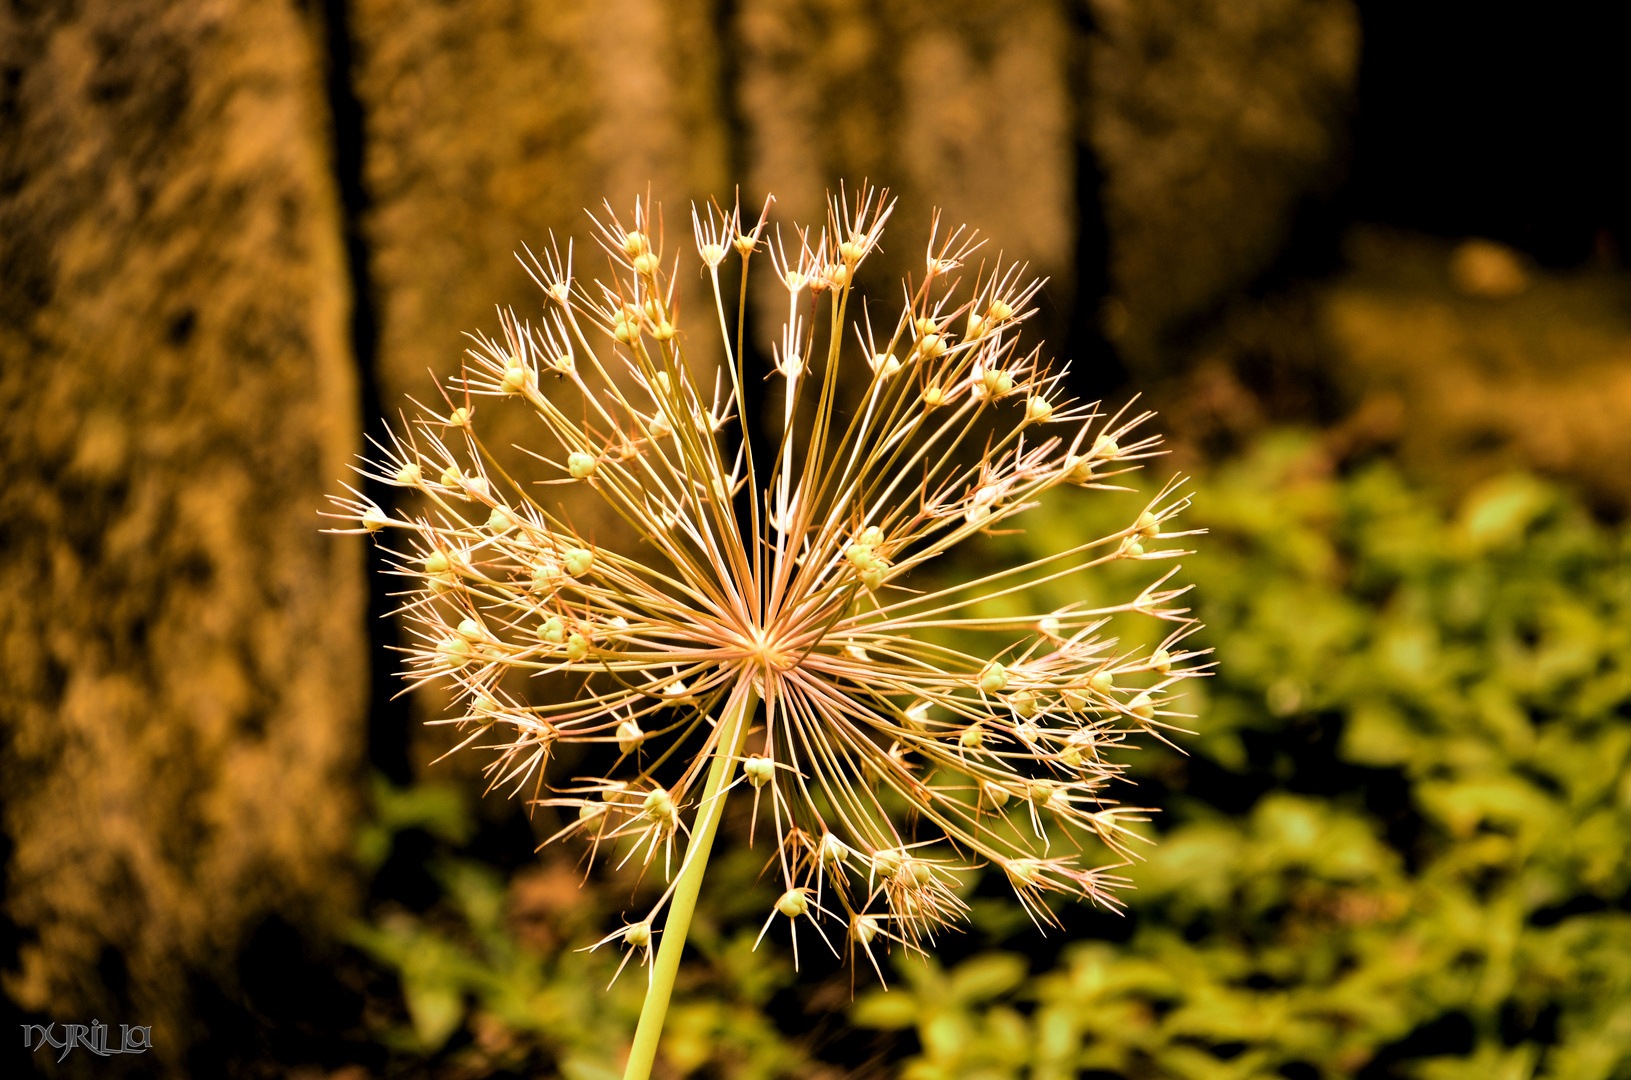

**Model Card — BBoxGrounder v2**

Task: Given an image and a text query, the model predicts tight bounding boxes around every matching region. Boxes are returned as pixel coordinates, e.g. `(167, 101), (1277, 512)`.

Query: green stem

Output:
(622, 684), (759, 1080)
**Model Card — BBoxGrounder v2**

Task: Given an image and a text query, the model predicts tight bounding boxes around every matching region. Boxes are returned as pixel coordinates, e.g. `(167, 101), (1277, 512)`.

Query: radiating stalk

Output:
(621, 685), (759, 1080)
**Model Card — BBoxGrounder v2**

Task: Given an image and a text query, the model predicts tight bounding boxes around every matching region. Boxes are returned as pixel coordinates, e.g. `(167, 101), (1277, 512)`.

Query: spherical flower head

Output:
(329, 183), (1203, 982)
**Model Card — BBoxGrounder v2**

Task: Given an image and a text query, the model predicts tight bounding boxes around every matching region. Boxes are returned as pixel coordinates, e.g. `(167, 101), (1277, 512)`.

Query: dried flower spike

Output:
(328, 184), (1205, 1080)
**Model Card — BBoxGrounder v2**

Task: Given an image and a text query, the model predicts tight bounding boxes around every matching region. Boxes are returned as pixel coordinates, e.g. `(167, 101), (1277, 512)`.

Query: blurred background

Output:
(2, 1), (1628, 1077)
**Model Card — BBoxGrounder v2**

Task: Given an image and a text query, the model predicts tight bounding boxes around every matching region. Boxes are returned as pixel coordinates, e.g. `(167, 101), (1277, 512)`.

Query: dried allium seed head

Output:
(329, 183), (1203, 979)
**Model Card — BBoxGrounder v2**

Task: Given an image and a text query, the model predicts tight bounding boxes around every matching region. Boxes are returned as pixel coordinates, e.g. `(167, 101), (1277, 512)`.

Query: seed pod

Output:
(819, 832), (849, 867)
(625, 921), (652, 947)
(1090, 670), (1115, 694)
(362, 506), (388, 532)
(394, 461), (422, 486)
(983, 780), (1011, 808)
(852, 914), (882, 945)
(531, 561), (561, 592)
(424, 550), (450, 575)
(538, 616), (566, 645)
(743, 755), (775, 788)
(871, 849), (903, 879)
(487, 506), (516, 533)
(616, 719), (646, 755)
(776, 889), (809, 918)
(564, 548), (595, 575)
(643, 788), (675, 823)
(1129, 692), (1156, 721)
(859, 525), (884, 548)
(1137, 511), (1160, 538)
(978, 662), (1008, 694)
(438, 636), (471, 668)
(566, 632), (590, 662)
(902, 699), (931, 730)
(456, 618), (485, 642)
(960, 724), (985, 750)
(1150, 647), (1173, 674)
(567, 452), (597, 479)
(1025, 396), (1053, 423)
(1010, 690), (1038, 718)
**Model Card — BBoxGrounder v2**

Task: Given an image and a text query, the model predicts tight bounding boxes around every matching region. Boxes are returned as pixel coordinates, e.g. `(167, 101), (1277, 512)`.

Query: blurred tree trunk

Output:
(348, 0), (732, 775)
(737, 0), (1081, 359)
(0, 0), (364, 1070)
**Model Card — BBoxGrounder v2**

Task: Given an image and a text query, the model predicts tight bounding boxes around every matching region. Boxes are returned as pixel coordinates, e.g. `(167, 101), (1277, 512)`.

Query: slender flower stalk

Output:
(330, 185), (1205, 1079)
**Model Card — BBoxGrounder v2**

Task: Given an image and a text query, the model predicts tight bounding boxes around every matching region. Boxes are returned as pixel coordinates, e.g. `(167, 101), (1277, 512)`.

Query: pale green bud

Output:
(438, 636), (471, 668)
(616, 719), (645, 755)
(567, 452), (597, 479)
(743, 755), (775, 788)
(978, 662), (1008, 694)
(564, 548), (594, 575)
(566, 632), (590, 662)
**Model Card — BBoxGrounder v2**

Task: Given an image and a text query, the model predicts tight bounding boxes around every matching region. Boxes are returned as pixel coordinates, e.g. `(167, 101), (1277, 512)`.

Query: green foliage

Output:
(852, 434), (1631, 1079)
(348, 784), (809, 1078)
